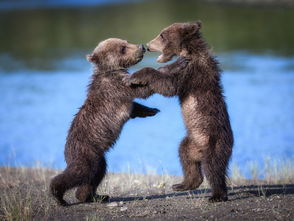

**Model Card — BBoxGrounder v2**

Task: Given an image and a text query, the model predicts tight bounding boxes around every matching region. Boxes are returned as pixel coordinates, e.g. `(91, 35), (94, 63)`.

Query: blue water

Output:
(0, 0), (139, 10)
(1, 53), (294, 177)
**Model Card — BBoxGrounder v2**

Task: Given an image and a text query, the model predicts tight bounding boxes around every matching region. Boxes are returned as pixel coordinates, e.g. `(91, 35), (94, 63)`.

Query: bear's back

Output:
(65, 71), (134, 157)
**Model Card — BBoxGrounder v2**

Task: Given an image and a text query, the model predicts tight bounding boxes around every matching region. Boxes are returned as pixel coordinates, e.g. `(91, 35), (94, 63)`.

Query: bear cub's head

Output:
(146, 22), (202, 63)
(87, 38), (146, 71)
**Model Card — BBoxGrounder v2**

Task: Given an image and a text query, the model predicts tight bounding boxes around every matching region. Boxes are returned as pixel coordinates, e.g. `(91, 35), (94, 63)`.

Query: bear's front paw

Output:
(123, 75), (148, 87)
(145, 108), (160, 117)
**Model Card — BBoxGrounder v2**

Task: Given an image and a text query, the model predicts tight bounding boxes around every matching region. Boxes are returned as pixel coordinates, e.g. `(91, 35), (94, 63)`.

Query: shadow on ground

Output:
(106, 184), (294, 203)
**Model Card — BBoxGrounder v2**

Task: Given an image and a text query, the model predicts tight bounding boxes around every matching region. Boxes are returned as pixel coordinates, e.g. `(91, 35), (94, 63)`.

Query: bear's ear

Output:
(182, 21), (202, 38)
(86, 53), (99, 64)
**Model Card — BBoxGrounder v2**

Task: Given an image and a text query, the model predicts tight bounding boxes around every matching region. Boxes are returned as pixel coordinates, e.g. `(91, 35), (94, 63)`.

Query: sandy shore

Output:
(0, 167), (293, 220)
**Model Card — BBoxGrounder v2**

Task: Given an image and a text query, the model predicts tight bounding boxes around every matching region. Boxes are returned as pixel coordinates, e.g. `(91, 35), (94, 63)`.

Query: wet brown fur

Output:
(125, 23), (234, 202)
(49, 38), (161, 206)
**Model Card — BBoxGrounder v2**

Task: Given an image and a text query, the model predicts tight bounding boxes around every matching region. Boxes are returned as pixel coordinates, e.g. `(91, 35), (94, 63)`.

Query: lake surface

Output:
(0, 0), (293, 177)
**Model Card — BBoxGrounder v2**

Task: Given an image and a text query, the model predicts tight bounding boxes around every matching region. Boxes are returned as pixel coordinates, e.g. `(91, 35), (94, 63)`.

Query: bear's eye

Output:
(120, 46), (126, 54)
(160, 33), (164, 39)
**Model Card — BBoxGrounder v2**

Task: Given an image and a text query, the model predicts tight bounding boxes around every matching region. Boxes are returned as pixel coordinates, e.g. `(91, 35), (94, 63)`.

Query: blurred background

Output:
(0, 0), (293, 177)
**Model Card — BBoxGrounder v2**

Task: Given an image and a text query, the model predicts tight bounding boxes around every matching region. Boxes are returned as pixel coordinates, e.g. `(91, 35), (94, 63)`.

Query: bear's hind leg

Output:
(50, 163), (89, 206)
(75, 184), (109, 203)
(172, 137), (204, 191)
(75, 155), (109, 203)
(203, 153), (229, 202)
(75, 184), (94, 202)
(50, 172), (70, 206)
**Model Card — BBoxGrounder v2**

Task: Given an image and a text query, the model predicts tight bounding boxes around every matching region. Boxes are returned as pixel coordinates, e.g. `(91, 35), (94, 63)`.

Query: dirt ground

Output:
(0, 167), (293, 221)
(50, 185), (294, 221)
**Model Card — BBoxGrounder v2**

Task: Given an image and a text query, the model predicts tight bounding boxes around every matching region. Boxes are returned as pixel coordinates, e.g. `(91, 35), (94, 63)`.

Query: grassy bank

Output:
(0, 162), (294, 221)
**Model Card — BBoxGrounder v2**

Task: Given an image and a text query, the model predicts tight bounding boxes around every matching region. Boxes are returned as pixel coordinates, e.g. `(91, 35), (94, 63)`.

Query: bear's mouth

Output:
(135, 54), (144, 64)
(135, 47), (145, 63)
(156, 53), (174, 63)
(147, 49), (168, 63)
(156, 54), (165, 63)
(146, 44), (173, 63)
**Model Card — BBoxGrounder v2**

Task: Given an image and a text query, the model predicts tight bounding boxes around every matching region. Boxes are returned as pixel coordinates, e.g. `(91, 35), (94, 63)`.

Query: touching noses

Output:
(146, 43), (150, 51)
(139, 44), (146, 53)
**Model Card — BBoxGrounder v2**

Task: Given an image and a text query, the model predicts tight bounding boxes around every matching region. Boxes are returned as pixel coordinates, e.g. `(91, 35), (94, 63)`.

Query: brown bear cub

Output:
(124, 22), (234, 202)
(50, 38), (173, 206)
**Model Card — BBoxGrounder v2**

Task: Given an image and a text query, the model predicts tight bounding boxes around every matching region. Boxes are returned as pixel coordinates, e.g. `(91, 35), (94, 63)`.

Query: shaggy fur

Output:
(49, 38), (163, 206)
(124, 22), (234, 202)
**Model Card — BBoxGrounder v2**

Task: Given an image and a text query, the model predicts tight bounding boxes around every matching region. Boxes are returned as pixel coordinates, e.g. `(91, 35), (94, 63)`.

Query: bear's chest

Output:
(181, 95), (203, 128)
(116, 103), (132, 120)
(181, 95), (198, 116)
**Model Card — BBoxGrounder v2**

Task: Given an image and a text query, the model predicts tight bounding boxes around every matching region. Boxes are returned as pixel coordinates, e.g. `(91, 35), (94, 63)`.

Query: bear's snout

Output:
(139, 44), (146, 53)
(146, 43), (150, 51)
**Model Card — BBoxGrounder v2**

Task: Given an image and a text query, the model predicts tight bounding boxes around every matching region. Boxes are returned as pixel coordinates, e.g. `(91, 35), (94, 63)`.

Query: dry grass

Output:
(230, 159), (294, 186)
(0, 159), (293, 220)
(0, 166), (53, 221)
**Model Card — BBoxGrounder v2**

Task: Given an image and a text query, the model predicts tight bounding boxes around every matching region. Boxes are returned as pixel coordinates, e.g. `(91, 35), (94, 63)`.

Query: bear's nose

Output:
(146, 43), (150, 51)
(139, 44), (146, 53)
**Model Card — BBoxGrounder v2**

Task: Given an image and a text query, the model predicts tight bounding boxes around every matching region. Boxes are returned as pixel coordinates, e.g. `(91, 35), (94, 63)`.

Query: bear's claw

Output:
(146, 108), (160, 116)
(172, 183), (193, 191)
(123, 75), (148, 87)
(91, 194), (110, 203)
(208, 195), (228, 203)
